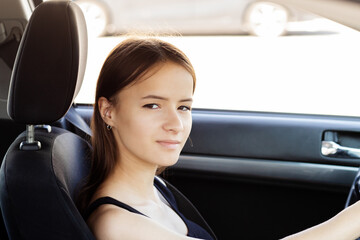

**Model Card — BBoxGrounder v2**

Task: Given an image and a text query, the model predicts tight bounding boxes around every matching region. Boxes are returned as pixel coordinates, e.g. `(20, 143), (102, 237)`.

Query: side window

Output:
(74, 0), (360, 117)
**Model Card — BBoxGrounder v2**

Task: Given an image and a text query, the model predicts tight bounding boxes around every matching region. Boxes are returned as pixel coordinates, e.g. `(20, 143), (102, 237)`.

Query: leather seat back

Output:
(0, 1), (95, 239)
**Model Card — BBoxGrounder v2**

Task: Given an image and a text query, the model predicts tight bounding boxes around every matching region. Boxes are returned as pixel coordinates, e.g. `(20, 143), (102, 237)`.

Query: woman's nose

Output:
(163, 109), (184, 133)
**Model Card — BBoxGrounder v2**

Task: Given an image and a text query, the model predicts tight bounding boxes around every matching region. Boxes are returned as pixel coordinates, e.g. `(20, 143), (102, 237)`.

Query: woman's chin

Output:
(157, 155), (180, 167)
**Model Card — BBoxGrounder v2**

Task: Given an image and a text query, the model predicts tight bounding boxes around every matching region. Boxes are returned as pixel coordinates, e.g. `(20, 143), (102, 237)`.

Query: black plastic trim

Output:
(173, 155), (358, 188)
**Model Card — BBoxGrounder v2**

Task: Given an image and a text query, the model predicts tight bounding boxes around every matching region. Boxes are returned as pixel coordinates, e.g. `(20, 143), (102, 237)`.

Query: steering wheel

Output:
(345, 170), (360, 207)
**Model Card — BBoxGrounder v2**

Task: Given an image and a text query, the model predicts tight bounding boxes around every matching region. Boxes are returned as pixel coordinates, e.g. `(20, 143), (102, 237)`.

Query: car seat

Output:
(0, 1), (95, 239)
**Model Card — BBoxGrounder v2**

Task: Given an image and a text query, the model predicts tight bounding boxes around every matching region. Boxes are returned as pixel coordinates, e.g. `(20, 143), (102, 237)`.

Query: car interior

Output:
(1, 0), (360, 239)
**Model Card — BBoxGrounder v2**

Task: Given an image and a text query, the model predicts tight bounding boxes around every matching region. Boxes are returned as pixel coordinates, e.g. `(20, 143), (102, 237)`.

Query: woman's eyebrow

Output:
(142, 95), (193, 102)
(142, 95), (167, 100)
(180, 98), (193, 103)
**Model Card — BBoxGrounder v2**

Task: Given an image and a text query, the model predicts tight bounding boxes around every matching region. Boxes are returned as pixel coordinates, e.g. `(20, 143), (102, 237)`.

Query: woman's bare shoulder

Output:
(87, 204), (128, 239)
(87, 204), (199, 240)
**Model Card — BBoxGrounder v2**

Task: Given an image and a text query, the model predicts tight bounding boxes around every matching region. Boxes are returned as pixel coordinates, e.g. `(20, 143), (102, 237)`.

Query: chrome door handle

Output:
(321, 141), (360, 158)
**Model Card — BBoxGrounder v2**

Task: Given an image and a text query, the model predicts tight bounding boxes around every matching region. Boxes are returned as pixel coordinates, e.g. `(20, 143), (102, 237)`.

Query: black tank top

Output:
(85, 178), (214, 240)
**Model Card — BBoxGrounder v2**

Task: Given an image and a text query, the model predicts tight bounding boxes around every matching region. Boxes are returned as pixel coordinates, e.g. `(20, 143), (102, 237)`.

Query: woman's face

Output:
(108, 62), (193, 169)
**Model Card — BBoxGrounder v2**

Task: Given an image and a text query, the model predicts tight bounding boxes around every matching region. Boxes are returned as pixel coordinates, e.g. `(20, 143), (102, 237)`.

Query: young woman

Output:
(77, 37), (214, 240)
(78, 37), (360, 240)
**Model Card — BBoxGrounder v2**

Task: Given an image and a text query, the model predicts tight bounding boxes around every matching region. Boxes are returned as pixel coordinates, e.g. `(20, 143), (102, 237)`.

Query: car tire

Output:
(75, 0), (111, 37)
(245, 1), (289, 37)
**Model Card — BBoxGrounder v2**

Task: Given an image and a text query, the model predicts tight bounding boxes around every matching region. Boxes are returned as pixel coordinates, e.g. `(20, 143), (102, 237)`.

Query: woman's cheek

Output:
(183, 115), (192, 135)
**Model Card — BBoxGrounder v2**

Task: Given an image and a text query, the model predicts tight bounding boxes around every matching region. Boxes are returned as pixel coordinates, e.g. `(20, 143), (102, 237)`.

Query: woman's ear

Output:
(98, 97), (115, 126)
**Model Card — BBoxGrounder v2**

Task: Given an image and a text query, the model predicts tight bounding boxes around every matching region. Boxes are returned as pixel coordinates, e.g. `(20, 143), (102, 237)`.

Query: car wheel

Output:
(245, 1), (289, 37)
(75, 0), (110, 37)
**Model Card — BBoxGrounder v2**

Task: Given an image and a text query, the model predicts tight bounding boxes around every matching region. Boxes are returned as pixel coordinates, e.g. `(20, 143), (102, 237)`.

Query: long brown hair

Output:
(77, 37), (196, 216)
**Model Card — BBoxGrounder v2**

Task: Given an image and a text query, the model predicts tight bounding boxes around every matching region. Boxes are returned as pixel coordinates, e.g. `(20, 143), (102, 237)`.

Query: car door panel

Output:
(183, 110), (360, 165)
(74, 105), (360, 239)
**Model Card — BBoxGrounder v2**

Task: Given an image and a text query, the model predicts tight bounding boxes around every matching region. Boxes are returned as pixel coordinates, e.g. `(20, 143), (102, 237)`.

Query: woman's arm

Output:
(282, 200), (360, 240)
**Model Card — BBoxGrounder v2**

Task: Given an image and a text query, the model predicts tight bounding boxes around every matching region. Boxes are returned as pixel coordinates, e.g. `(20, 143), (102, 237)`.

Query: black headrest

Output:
(7, 1), (87, 124)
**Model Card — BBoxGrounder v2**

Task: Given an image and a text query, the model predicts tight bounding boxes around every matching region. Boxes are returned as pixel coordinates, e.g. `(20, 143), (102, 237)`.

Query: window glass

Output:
(74, 0), (360, 117)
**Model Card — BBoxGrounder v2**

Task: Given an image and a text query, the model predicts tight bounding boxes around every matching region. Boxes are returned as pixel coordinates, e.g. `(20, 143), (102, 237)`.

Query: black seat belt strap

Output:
(65, 106), (92, 141)
(163, 179), (217, 240)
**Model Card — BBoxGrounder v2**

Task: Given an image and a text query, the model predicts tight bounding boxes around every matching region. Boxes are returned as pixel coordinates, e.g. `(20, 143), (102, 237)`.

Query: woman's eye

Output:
(178, 105), (191, 111)
(143, 104), (160, 109)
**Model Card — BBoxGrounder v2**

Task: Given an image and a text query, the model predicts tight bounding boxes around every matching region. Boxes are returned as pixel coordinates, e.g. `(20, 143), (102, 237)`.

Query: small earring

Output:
(106, 124), (112, 130)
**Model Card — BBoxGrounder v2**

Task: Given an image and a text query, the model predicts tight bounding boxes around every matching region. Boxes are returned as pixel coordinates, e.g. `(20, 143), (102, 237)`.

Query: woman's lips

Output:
(156, 140), (181, 149)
